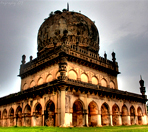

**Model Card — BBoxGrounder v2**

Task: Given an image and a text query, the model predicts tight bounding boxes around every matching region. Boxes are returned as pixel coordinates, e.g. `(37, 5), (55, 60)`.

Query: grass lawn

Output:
(0, 125), (148, 132)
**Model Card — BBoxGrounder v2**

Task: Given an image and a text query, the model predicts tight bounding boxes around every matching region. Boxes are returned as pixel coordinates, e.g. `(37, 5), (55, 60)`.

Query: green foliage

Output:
(0, 125), (148, 132)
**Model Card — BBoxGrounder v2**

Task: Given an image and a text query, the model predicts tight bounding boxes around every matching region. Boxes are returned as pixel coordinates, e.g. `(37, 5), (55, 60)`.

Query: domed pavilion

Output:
(0, 8), (147, 127)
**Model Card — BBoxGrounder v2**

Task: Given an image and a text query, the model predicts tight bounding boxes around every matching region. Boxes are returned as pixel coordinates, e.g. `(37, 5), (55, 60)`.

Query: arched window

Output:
(30, 80), (35, 88)
(69, 70), (77, 80)
(81, 73), (88, 83)
(110, 81), (115, 89)
(56, 72), (60, 79)
(46, 74), (53, 82)
(23, 83), (28, 90)
(38, 77), (43, 85)
(92, 76), (98, 85)
(101, 78), (107, 87)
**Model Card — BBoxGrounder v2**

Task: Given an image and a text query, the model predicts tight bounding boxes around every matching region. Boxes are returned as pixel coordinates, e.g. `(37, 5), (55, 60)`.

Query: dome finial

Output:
(67, 3), (69, 11)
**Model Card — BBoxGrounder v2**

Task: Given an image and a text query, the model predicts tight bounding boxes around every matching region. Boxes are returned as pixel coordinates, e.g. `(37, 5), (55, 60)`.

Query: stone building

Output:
(0, 8), (147, 127)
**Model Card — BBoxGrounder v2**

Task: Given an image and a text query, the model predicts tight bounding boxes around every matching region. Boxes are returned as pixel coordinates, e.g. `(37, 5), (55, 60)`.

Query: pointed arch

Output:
(112, 104), (120, 126)
(45, 100), (55, 126)
(68, 69), (77, 80)
(92, 76), (98, 85)
(24, 104), (31, 114)
(30, 80), (35, 88)
(23, 83), (28, 90)
(9, 107), (14, 116)
(110, 81), (115, 89)
(38, 77), (43, 85)
(121, 104), (128, 125)
(24, 104), (31, 126)
(101, 102), (110, 126)
(88, 101), (98, 126)
(137, 107), (143, 125)
(34, 103), (43, 126)
(56, 72), (60, 79)
(9, 107), (14, 126)
(16, 106), (22, 115)
(101, 78), (107, 87)
(73, 99), (84, 127)
(16, 106), (22, 126)
(130, 105), (135, 125)
(3, 109), (7, 118)
(3, 109), (7, 127)
(81, 73), (88, 83)
(46, 74), (53, 82)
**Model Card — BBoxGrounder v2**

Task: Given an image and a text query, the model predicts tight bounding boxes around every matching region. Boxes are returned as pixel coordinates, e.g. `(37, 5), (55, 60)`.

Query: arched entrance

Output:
(45, 101), (55, 126)
(137, 107), (142, 125)
(34, 103), (42, 126)
(3, 109), (7, 127)
(121, 105), (128, 125)
(130, 106), (135, 125)
(16, 106), (22, 126)
(101, 103), (110, 126)
(88, 101), (98, 126)
(112, 104), (120, 126)
(24, 104), (31, 126)
(9, 108), (14, 126)
(73, 100), (84, 127)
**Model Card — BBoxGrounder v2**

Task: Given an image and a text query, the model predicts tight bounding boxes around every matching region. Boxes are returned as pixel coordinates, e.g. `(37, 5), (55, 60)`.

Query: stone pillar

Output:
(85, 113), (88, 126)
(14, 117), (16, 126)
(142, 115), (147, 125)
(22, 116), (24, 126)
(127, 116), (131, 125)
(60, 87), (66, 126)
(31, 115), (33, 126)
(119, 115), (122, 125)
(42, 114), (44, 126)
(97, 114), (102, 126)
(69, 113), (72, 126)
(110, 115), (113, 126)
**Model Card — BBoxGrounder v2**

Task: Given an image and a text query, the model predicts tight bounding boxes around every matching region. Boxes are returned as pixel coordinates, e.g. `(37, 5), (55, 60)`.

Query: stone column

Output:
(22, 116), (24, 126)
(85, 113), (88, 126)
(58, 52), (68, 127)
(60, 87), (66, 126)
(119, 115), (122, 125)
(127, 116), (131, 125)
(42, 113), (44, 126)
(97, 115), (102, 126)
(31, 115), (33, 126)
(97, 110), (102, 126)
(110, 115), (113, 126)
(84, 109), (88, 127)
(14, 117), (16, 126)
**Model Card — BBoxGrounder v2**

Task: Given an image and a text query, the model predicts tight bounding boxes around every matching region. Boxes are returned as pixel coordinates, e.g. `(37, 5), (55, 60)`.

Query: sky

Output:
(0, 0), (148, 98)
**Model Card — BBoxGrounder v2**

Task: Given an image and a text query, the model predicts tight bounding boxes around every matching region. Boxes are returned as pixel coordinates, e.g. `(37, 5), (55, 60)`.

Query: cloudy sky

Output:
(0, 0), (148, 97)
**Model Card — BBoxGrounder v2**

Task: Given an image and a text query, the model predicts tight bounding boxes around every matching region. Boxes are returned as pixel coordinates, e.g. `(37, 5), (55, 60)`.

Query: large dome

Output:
(37, 10), (99, 53)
